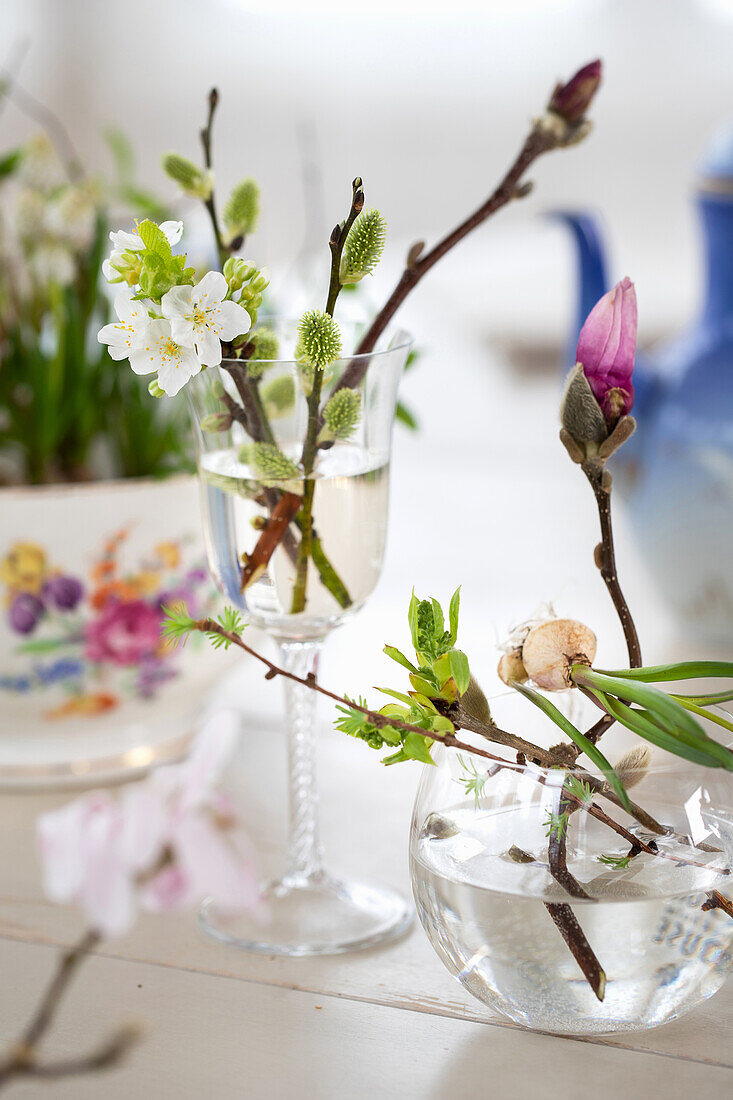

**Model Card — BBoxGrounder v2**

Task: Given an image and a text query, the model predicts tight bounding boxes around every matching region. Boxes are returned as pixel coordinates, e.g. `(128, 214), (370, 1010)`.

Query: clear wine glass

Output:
(187, 318), (414, 955)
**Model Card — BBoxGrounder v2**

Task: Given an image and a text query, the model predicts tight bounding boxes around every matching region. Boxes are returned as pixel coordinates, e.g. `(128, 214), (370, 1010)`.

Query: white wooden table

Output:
(2, 296), (731, 1097)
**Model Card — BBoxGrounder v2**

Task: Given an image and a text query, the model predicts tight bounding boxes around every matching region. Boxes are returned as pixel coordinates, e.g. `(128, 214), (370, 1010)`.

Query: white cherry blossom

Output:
(97, 288), (152, 361)
(128, 317), (202, 396)
(161, 270), (251, 367)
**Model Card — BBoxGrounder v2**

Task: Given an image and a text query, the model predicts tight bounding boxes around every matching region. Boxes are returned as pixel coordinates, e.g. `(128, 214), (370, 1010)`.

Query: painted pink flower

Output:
(37, 712), (258, 937)
(576, 277), (637, 423)
(84, 599), (161, 666)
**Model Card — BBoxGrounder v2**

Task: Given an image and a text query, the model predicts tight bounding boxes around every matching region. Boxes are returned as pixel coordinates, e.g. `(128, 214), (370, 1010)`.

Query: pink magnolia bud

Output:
(549, 59), (602, 123)
(576, 277), (637, 423)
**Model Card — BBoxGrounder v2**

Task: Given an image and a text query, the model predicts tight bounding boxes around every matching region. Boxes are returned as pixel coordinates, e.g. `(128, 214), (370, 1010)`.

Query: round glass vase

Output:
(187, 319), (413, 955)
(409, 694), (733, 1035)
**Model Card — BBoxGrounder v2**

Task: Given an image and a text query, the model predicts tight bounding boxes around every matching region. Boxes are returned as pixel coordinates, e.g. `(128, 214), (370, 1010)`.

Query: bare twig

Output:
(584, 462), (642, 669)
(544, 903), (606, 1001)
(200, 88), (228, 268)
(0, 930), (139, 1090)
(333, 124), (558, 395)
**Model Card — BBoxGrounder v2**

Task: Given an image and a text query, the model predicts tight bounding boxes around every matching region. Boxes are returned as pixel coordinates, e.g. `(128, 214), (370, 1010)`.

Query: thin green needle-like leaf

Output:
(673, 697), (733, 740)
(672, 689), (733, 706)
(596, 661), (733, 683)
(512, 682), (631, 811)
(594, 691), (731, 770)
(574, 668), (706, 743)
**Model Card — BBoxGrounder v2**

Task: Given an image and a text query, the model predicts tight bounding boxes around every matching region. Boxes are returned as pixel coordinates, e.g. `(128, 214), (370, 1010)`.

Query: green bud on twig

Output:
(296, 310), (343, 370)
(241, 442), (301, 484)
(161, 153), (213, 200)
(318, 388), (362, 443)
(223, 178), (260, 240)
(261, 374), (296, 419)
(339, 208), (387, 284)
(200, 412), (233, 433)
(148, 379), (165, 398)
(249, 326), (279, 362)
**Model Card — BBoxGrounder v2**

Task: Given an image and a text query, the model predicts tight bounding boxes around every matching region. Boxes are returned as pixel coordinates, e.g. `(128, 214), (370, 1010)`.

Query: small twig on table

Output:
(0, 930), (139, 1090)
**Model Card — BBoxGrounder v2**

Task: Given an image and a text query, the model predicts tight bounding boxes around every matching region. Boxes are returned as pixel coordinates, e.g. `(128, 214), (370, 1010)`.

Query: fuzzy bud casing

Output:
(319, 388), (362, 442)
(223, 179), (260, 239)
(162, 153), (213, 200)
(560, 363), (608, 450)
(296, 310), (342, 370)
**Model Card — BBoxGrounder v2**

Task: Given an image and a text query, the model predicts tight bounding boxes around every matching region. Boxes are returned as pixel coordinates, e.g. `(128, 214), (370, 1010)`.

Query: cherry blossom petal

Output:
(190, 270), (228, 307)
(160, 220), (184, 246)
(215, 299), (252, 342)
(195, 327), (223, 367)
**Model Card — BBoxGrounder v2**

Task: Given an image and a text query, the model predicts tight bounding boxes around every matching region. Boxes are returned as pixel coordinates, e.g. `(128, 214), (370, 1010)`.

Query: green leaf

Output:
(596, 661), (733, 683)
(376, 687), (415, 707)
(448, 649), (470, 696)
(673, 697), (733, 738)
(137, 219), (173, 260)
(383, 645), (419, 674)
(672, 690), (733, 706)
(593, 691), (731, 770)
(408, 591), (420, 653)
(512, 682), (631, 811)
(574, 668), (707, 744)
(0, 148), (22, 180)
(430, 598), (444, 640)
(395, 401), (418, 431)
(448, 587), (460, 645)
(409, 674), (439, 697)
(426, 715), (455, 735)
(15, 637), (75, 655)
(403, 731), (435, 764)
(383, 731), (435, 766)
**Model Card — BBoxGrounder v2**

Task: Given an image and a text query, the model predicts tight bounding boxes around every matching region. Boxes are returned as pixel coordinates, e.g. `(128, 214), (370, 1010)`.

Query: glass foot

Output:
(199, 872), (413, 956)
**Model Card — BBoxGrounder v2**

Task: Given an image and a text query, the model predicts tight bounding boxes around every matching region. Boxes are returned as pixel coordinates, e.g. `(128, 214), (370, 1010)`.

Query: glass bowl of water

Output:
(409, 694), (733, 1035)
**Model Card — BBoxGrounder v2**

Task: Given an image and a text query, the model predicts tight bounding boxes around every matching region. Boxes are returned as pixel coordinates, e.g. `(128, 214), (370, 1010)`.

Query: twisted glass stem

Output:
(279, 640), (325, 884)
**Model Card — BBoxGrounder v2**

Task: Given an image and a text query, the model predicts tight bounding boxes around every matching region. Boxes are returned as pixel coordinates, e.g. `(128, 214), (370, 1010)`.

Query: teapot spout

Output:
(550, 210), (609, 370)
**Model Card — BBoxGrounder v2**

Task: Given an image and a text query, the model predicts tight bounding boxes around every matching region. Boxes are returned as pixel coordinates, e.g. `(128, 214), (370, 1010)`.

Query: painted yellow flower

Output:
(155, 541), (181, 569)
(131, 570), (160, 595)
(0, 542), (49, 593)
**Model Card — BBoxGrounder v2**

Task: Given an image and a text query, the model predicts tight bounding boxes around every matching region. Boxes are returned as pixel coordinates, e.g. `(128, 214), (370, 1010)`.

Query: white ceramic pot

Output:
(0, 474), (231, 787)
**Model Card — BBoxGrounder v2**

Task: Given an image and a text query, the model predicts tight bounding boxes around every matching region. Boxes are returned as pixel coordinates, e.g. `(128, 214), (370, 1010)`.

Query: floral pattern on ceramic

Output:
(0, 530), (215, 717)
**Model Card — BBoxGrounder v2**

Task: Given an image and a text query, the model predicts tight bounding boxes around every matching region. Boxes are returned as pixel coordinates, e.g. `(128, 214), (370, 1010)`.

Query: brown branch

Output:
(0, 930), (139, 1090)
(702, 890), (733, 919)
(240, 491), (302, 591)
(333, 125), (558, 395)
(200, 88), (228, 268)
(544, 903), (606, 1001)
(585, 462), (642, 669)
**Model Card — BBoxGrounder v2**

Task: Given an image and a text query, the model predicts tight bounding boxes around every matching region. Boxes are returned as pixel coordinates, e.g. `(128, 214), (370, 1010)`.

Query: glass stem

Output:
(279, 640), (325, 884)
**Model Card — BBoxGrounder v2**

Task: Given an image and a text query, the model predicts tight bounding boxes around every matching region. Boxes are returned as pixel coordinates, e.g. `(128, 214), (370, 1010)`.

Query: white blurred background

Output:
(4, 0), (733, 345)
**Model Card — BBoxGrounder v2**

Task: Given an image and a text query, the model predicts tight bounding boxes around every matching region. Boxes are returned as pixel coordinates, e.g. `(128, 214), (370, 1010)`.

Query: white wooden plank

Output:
(1, 940), (731, 1100)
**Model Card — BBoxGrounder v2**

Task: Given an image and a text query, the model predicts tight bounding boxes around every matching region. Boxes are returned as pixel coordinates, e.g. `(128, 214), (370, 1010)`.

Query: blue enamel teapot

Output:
(557, 131), (733, 648)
